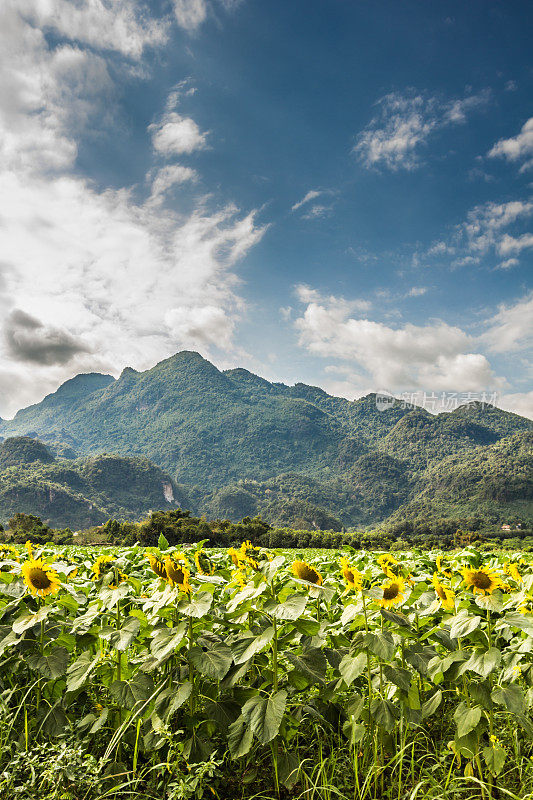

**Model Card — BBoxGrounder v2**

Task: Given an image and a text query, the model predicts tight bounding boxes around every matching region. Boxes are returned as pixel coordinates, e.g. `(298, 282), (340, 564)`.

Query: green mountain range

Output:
(0, 351), (531, 530)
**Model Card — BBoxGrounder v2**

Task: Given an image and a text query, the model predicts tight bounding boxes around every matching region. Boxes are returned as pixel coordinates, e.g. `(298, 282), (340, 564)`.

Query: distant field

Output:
(1, 540), (532, 799)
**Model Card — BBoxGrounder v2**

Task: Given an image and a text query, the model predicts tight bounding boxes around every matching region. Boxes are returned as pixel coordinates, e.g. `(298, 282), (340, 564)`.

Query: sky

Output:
(0, 0), (532, 419)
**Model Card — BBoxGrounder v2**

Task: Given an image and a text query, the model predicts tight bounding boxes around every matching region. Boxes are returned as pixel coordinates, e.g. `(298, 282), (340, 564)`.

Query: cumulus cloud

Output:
(294, 290), (503, 393)
(149, 164), (198, 202)
(0, 1), (266, 418)
(173, 0), (208, 30)
(488, 117), (533, 171)
(150, 111), (209, 156)
(481, 292), (533, 354)
(354, 89), (490, 170)
(499, 391), (533, 419)
(4, 309), (90, 365)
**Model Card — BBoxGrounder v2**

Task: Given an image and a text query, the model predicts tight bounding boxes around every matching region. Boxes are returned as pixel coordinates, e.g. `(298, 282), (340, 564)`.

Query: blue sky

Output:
(0, 0), (531, 417)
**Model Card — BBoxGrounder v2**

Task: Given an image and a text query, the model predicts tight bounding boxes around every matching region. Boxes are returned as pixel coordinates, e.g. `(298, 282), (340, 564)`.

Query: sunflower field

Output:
(0, 539), (533, 800)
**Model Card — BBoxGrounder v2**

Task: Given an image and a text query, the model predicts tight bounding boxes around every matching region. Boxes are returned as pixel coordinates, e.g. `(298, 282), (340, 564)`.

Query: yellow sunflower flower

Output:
(379, 576), (406, 608)
(195, 549), (215, 575)
(230, 568), (247, 589)
(91, 555), (126, 587)
(505, 563), (522, 584)
(377, 553), (398, 576)
(340, 557), (362, 592)
(228, 547), (241, 568)
(462, 566), (503, 596)
(0, 544), (19, 562)
(292, 560), (323, 586)
(436, 554), (452, 577)
(165, 554), (191, 592)
(147, 552), (168, 580)
(21, 558), (60, 598)
(25, 540), (34, 559)
(432, 573), (455, 612)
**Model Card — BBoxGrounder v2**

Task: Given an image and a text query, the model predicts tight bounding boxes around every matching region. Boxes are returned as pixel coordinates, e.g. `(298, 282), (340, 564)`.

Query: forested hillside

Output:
(0, 351), (531, 530)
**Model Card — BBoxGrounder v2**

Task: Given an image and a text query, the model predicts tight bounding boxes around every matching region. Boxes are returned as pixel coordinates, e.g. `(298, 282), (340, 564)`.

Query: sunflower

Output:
(238, 541), (262, 571)
(92, 555), (126, 587)
(435, 554), (452, 577)
(25, 540), (34, 559)
(505, 563), (522, 583)
(432, 573), (455, 612)
(378, 575), (406, 608)
(462, 566), (503, 596)
(228, 547), (241, 568)
(194, 549), (215, 576)
(230, 568), (247, 589)
(377, 553), (398, 576)
(340, 557), (362, 592)
(0, 544), (19, 562)
(21, 558), (61, 598)
(165, 554), (191, 592)
(292, 560), (322, 586)
(147, 552), (168, 580)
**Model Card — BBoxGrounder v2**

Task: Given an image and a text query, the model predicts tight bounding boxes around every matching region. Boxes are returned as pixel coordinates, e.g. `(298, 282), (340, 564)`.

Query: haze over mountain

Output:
(0, 351), (531, 530)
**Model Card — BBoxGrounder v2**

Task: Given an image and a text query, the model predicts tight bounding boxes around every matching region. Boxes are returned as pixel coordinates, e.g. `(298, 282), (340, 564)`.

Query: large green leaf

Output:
(12, 606), (55, 634)
(365, 631), (395, 661)
(150, 623), (187, 663)
(370, 698), (397, 732)
(491, 684), (526, 715)
(228, 715), (253, 758)
(109, 673), (155, 709)
(449, 612), (482, 640)
(272, 594), (307, 621)
(453, 702), (482, 738)
(383, 664), (411, 692)
(177, 591), (213, 618)
(66, 651), (100, 693)
(286, 648), (327, 685)
(108, 617), (141, 652)
(242, 690), (287, 744)
(483, 742), (506, 776)
(422, 690), (442, 719)
(464, 647), (501, 679)
(338, 652), (367, 687)
(231, 628), (274, 665)
(189, 644), (233, 680)
(27, 646), (69, 679)
(155, 682), (192, 720)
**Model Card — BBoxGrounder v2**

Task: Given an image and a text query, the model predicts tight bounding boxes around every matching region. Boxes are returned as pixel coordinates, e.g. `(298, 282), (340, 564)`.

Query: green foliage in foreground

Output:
(0, 543), (533, 799)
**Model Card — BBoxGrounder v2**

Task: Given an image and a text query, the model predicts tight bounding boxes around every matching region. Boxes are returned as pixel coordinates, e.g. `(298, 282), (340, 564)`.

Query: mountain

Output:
(0, 438), (185, 529)
(0, 351), (531, 530)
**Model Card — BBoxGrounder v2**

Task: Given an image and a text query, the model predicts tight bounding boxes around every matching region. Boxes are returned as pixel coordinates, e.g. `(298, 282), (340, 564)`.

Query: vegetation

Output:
(0, 352), (530, 531)
(0, 540), (533, 799)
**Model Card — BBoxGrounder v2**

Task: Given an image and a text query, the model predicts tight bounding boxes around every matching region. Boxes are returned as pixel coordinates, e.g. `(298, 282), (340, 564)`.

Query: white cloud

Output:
(406, 286), (427, 297)
(497, 232), (533, 256)
(291, 190), (322, 211)
(488, 117), (533, 171)
(481, 292), (533, 354)
(301, 204), (331, 220)
(0, 1), (267, 418)
(496, 258), (519, 270)
(354, 89), (490, 170)
(294, 290), (503, 393)
(173, 0), (208, 30)
(150, 111), (209, 156)
(149, 164), (198, 202)
(22, 0), (169, 58)
(498, 391), (533, 420)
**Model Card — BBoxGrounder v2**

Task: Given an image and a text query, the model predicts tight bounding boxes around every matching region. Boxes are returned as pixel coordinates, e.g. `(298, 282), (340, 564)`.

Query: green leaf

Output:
(157, 533), (169, 551)
(464, 647), (501, 679)
(498, 612), (533, 635)
(228, 715), (253, 758)
(272, 594), (307, 621)
(155, 682), (192, 720)
(41, 703), (68, 737)
(27, 646), (69, 679)
(189, 644), (233, 680)
(108, 617), (141, 652)
(177, 591), (213, 618)
(453, 702), (482, 738)
(365, 631), (395, 661)
(422, 690), (442, 719)
(338, 652), (367, 687)
(449, 611), (482, 640)
(110, 673), (155, 710)
(12, 606), (54, 634)
(491, 684), (526, 715)
(150, 623), (187, 663)
(483, 742), (506, 776)
(286, 648), (327, 685)
(231, 628), (274, 665)
(370, 698), (397, 732)
(66, 651), (99, 693)
(382, 665), (411, 692)
(242, 689), (287, 744)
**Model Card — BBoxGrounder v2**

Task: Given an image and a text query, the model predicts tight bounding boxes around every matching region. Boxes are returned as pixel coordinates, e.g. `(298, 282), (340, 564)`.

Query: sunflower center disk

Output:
(472, 572), (492, 590)
(383, 584), (399, 600)
(28, 567), (52, 590)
